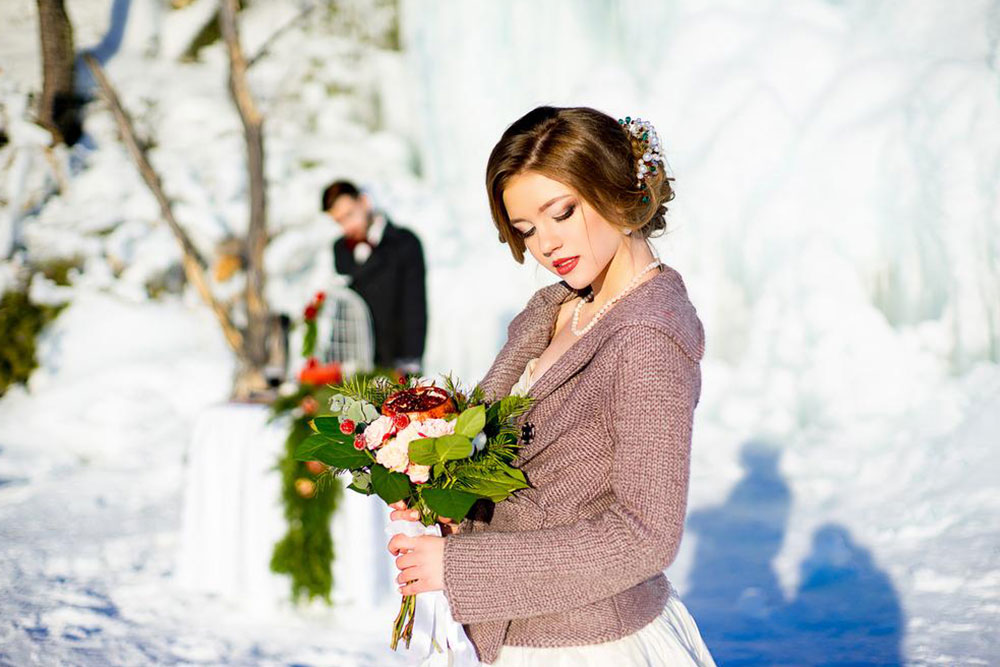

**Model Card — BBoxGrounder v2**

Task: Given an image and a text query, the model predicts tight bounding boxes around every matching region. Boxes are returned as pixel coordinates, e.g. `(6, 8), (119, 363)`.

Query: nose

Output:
(537, 225), (562, 258)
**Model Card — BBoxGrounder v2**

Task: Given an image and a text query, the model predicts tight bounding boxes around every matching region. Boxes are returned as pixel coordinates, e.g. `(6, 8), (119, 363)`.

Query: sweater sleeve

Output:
(441, 325), (699, 623)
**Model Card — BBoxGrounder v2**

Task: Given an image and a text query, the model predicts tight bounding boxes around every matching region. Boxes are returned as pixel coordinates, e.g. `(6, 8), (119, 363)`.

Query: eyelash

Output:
(554, 205), (575, 221)
(518, 205), (575, 238)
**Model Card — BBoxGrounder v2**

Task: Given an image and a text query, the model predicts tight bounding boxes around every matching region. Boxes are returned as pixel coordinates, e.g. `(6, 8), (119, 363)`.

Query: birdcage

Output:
(322, 286), (375, 376)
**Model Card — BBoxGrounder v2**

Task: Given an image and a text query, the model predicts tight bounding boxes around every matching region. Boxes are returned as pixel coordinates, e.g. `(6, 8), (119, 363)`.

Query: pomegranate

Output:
(381, 385), (455, 421)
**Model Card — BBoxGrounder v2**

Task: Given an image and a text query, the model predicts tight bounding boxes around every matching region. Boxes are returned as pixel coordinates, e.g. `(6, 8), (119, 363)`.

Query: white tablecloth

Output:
(176, 402), (397, 610)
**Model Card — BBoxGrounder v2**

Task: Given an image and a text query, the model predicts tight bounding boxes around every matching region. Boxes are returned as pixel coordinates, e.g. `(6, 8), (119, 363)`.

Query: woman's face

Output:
(503, 171), (624, 290)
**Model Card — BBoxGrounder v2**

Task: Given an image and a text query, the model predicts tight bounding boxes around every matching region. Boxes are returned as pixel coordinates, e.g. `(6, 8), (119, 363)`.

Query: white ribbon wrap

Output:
(386, 519), (481, 667)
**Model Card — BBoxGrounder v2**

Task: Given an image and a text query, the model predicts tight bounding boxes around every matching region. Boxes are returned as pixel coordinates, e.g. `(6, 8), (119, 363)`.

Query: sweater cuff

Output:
(442, 532), (497, 623)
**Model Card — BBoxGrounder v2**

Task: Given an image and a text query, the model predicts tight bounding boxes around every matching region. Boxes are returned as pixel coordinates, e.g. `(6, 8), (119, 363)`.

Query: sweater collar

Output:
(498, 263), (704, 406)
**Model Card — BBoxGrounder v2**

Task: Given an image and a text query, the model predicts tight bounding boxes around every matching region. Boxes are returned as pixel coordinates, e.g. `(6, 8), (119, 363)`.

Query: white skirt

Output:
(486, 594), (717, 667)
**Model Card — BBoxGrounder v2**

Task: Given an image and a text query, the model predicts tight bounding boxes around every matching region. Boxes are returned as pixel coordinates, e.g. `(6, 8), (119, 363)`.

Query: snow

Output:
(2, 0), (999, 664)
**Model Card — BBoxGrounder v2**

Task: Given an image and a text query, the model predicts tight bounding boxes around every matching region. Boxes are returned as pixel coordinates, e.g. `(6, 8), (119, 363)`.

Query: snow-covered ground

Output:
(2, 0), (999, 665)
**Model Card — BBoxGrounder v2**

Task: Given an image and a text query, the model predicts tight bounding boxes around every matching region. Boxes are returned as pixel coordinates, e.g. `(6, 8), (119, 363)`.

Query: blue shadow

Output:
(683, 441), (903, 666)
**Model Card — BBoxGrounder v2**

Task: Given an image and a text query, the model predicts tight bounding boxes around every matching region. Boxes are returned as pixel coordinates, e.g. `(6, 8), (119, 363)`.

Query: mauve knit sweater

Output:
(441, 263), (705, 664)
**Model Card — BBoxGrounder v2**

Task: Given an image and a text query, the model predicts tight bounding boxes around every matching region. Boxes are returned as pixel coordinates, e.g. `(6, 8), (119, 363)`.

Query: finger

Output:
(389, 501), (407, 510)
(439, 517), (453, 524)
(395, 552), (417, 570)
(396, 566), (423, 585)
(388, 534), (416, 556)
(387, 534), (409, 556)
(400, 579), (426, 596)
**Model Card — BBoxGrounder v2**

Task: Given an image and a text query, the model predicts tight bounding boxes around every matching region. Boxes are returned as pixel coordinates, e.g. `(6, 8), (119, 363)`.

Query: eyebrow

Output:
(509, 194), (572, 225)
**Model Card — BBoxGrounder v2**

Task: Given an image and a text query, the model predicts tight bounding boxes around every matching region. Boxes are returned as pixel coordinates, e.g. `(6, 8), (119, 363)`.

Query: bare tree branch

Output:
(82, 53), (246, 358)
(246, 2), (319, 68)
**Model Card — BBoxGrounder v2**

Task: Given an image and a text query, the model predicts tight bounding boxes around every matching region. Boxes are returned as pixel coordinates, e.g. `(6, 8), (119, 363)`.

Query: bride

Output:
(387, 105), (716, 666)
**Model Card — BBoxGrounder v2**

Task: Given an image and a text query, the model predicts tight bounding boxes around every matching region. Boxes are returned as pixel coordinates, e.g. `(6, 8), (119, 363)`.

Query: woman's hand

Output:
(388, 532), (446, 595)
(388, 500), (462, 536)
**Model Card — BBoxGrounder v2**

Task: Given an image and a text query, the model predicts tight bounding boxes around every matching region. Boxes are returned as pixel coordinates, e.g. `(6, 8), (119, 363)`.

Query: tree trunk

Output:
(219, 0), (270, 399)
(36, 0), (81, 145)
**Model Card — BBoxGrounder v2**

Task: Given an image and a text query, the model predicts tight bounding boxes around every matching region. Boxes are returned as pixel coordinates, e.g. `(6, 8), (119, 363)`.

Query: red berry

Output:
(398, 376), (406, 385)
(392, 413), (410, 430)
(353, 433), (366, 450)
(339, 419), (355, 434)
(300, 396), (319, 415)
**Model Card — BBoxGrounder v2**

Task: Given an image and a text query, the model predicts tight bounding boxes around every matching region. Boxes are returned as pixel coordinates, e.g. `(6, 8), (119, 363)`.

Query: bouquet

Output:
(294, 373), (534, 652)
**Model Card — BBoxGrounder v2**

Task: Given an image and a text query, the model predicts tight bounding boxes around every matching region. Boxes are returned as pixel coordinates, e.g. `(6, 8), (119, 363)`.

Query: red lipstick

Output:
(553, 256), (579, 275)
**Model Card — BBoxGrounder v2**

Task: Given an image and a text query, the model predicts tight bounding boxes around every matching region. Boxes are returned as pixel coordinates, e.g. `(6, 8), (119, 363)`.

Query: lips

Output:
(553, 256), (579, 275)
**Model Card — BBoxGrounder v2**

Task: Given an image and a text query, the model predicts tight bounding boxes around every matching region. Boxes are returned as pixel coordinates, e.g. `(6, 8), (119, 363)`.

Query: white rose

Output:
(414, 418), (456, 439)
(407, 464), (431, 484)
(364, 415), (395, 450)
(392, 422), (424, 452)
(375, 437), (410, 473)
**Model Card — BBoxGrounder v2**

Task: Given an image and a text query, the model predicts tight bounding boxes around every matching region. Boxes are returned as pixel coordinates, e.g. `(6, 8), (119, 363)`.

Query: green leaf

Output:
(351, 469), (371, 490)
(345, 401), (366, 422)
(294, 434), (371, 469)
(302, 323), (317, 357)
(454, 405), (486, 438)
(502, 463), (527, 484)
(454, 467), (529, 502)
(435, 434), (473, 461)
(361, 402), (379, 422)
(310, 417), (352, 442)
(408, 437), (439, 465)
(370, 464), (412, 504)
(420, 488), (479, 521)
(432, 462), (445, 478)
(347, 481), (373, 495)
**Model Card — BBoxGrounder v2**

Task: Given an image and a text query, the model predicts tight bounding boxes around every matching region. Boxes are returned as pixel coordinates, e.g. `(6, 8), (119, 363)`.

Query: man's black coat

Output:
(333, 219), (427, 369)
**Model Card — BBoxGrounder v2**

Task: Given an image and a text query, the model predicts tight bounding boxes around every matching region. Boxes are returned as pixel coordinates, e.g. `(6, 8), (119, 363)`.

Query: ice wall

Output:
(400, 0), (1000, 377)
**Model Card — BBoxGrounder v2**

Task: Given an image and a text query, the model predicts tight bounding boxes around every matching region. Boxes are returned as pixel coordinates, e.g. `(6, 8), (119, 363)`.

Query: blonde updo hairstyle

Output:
(485, 105), (675, 264)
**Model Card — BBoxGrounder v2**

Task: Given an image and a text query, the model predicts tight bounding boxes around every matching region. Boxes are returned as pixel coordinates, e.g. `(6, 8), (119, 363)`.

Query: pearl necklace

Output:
(571, 260), (662, 336)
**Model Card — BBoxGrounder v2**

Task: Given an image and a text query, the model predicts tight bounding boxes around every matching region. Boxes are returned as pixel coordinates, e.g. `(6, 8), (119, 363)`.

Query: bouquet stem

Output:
(391, 593), (416, 650)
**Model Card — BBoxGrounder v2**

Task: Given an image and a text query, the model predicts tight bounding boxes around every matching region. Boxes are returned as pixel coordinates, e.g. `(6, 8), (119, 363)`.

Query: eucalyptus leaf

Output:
(351, 469), (371, 490)
(346, 401), (366, 422)
(347, 481), (373, 495)
(362, 402), (380, 422)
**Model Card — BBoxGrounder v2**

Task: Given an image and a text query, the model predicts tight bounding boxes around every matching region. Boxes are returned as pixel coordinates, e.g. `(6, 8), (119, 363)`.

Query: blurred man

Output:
(323, 180), (427, 374)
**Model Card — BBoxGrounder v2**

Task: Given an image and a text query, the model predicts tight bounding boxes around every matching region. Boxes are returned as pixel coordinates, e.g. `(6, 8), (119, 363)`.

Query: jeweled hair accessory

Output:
(618, 116), (663, 203)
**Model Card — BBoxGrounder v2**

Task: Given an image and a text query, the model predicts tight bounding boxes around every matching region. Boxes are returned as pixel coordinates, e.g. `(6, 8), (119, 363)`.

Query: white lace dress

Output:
(491, 358), (718, 667)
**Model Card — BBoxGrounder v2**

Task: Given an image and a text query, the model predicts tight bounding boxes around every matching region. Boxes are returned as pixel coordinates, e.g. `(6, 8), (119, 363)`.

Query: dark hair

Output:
(321, 180), (361, 212)
(485, 106), (675, 263)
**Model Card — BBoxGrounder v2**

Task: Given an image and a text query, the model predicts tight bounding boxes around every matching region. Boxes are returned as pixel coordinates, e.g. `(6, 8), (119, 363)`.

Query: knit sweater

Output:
(441, 263), (705, 664)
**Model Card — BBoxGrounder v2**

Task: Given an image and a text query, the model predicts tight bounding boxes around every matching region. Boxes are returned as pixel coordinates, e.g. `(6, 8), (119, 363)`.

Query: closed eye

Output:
(553, 204), (575, 221)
